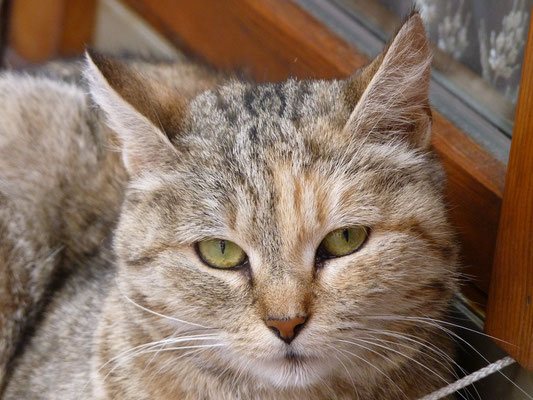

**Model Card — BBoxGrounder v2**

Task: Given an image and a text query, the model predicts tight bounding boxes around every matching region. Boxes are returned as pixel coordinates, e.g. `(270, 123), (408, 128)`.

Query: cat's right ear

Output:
(84, 50), (183, 176)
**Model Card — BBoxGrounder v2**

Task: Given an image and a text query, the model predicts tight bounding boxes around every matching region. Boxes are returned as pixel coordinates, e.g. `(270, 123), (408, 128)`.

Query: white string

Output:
(417, 356), (516, 400)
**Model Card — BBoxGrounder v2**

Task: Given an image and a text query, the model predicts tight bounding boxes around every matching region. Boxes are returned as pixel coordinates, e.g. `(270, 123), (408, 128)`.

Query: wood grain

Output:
(8, 0), (95, 62)
(9, 0), (64, 61)
(57, 0), (97, 56)
(123, 0), (368, 80)
(123, 0), (505, 300)
(485, 8), (533, 370)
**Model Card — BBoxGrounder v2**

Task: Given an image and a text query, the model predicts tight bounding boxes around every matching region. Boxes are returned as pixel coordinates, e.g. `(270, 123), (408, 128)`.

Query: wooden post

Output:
(8, 0), (96, 62)
(485, 7), (533, 370)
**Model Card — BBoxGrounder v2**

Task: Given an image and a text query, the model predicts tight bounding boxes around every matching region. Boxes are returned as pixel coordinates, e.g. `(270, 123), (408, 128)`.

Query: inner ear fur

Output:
(85, 50), (183, 175)
(343, 13), (433, 149)
(86, 49), (186, 139)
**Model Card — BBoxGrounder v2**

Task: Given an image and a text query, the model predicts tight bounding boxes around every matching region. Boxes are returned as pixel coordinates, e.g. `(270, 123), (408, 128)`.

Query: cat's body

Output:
(0, 15), (458, 399)
(0, 59), (221, 397)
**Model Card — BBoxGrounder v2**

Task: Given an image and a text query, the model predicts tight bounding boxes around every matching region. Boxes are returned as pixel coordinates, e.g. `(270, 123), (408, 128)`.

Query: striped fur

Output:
(1, 14), (457, 399)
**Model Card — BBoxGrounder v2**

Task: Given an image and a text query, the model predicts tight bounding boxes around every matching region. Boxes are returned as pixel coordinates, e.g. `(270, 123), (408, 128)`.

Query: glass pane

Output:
(327, 0), (532, 140)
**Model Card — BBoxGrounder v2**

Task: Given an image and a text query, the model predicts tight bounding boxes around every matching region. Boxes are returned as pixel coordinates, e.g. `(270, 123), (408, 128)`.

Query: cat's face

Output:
(87, 15), (457, 389)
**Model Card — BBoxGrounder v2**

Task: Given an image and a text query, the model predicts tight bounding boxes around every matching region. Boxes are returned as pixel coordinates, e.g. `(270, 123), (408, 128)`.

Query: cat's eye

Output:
(318, 226), (368, 258)
(197, 239), (247, 269)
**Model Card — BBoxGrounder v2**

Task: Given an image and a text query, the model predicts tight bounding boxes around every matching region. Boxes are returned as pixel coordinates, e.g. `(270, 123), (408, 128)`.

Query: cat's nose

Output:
(265, 316), (307, 344)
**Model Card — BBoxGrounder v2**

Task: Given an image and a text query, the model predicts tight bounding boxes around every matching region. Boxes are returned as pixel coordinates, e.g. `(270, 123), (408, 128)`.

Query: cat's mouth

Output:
(284, 350), (307, 362)
(249, 350), (331, 388)
(281, 350), (321, 368)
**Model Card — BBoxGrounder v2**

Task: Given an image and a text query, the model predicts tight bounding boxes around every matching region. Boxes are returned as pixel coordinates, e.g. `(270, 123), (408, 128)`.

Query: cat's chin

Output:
(248, 353), (334, 389)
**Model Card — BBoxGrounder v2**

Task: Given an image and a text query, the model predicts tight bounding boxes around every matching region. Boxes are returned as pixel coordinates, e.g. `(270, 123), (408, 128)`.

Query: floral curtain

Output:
(377, 0), (531, 105)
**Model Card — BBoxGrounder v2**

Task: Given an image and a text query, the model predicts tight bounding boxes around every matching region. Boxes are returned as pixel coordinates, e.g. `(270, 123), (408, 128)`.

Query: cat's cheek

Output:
(119, 252), (253, 330)
(310, 233), (416, 310)
(313, 247), (371, 286)
(188, 256), (253, 290)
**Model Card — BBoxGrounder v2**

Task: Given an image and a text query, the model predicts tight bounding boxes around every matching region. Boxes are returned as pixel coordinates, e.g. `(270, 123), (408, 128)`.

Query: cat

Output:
(0, 13), (459, 399)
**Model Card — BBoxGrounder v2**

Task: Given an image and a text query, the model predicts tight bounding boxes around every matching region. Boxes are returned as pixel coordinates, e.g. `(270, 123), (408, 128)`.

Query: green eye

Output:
(319, 226), (368, 258)
(197, 239), (247, 269)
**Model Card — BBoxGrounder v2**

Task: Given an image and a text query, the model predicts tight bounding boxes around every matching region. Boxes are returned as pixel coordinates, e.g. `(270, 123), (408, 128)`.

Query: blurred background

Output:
(1, 0), (181, 65)
(1, 0), (531, 163)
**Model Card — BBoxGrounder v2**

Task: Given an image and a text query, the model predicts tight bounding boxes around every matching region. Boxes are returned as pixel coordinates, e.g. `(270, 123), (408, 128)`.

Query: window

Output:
(297, 0), (532, 164)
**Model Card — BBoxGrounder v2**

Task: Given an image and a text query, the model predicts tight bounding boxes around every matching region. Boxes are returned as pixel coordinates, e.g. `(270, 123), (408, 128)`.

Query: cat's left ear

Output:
(344, 13), (432, 149)
(84, 50), (184, 176)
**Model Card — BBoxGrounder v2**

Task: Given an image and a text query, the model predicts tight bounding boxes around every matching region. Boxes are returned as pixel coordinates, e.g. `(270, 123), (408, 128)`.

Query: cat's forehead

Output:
(170, 74), (433, 201)
(177, 78), (356, 180)
(187, 78), (349, 135)
(149, 73), (441, 246)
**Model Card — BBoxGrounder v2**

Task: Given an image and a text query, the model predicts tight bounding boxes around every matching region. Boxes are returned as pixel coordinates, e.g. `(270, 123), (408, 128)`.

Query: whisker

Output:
(361, 334), (482, 400)
(351, 314), (531, 399)
(357, 327), (458, 368)
(141, 328), (182, 377)
(424, 324), (533, 400)
(355, 314), (513, 346)
(140, 329), (221, 374)
(101, 342), (225, 389)
(121, 292), (211, 329)
(142, 343), (226, 353)
(361, 334), (454, 372)
(326, 342), (408, 399)
(80, 332), (220, 395)
(327, 345), (360, 399)
(148, 347), (207, 379)
(337, 337), (468, 400)
(355, 328), (481, 400)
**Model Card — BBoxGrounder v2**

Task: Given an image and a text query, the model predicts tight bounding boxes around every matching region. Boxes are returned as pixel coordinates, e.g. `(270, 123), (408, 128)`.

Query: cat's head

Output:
(86, 14), (457, 389)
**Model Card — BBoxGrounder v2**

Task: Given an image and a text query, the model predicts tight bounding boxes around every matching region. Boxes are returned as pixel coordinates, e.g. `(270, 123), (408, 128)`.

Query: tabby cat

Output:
(0, 14), (458, 399)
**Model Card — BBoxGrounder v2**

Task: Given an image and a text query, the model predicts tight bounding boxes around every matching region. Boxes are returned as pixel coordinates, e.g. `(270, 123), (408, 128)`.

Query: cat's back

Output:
(0, 66), (125, 394)
(0, 57), (223, 257)
(0, 65), (126, 282)
(0, 69), (116, 219)
(0, 57), (223, 396)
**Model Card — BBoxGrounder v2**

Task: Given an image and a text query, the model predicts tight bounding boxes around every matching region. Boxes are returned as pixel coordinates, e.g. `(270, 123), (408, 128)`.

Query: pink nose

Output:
(265, 316), (307, 344)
